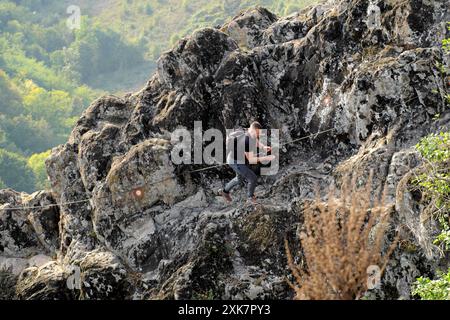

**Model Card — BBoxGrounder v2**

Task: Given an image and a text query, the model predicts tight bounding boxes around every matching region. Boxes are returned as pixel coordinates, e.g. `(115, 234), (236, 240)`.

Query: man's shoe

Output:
(221, 191), (232, 203)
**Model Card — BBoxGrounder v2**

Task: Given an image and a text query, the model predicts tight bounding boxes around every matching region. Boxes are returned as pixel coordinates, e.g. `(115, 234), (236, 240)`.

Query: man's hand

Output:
(257, 140), (272, 153)
(259, 155), (276, 163)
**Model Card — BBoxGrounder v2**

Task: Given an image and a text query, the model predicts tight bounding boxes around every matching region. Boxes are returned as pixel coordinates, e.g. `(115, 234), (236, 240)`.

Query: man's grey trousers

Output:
(224, 163), (257, 199)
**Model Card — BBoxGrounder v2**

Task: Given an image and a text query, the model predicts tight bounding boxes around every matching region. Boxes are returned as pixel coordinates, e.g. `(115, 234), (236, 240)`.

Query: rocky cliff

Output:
(1, 0), (449, 300)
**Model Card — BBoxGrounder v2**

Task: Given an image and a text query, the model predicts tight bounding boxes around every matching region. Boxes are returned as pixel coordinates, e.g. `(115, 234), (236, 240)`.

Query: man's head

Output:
(248, 121), (262, 138)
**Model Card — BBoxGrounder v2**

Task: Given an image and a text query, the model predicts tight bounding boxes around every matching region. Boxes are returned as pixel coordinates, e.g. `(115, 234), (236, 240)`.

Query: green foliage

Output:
(1, 46), (74, 92)
(414, 132), (450, 252)
(60, 18), (144, 85)
(416, 132), (450, 163)
(28, 150), (51, 190)
(0, 2), (32, 29)
(410, 25), (450, 256)
(192, 289), (215, 300)
(0, 69), (22, 116)
(415, 132), (450, 209)
(0, 116), (60, 155)
(277, 0), (318, 15)
(443, 23), (450, 106)
(413, 269), (450, 300)
(21, 81), (73, 134)
(433, 217), (450, 251)
(443, 23), (450, 53)
(278, 3), (318, 22)
(0, 148), (35, 193)
(145, 4), (154, 15)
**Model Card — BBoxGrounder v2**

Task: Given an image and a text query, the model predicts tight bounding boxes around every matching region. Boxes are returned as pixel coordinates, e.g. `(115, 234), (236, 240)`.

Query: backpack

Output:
(226, 129), (246, 159)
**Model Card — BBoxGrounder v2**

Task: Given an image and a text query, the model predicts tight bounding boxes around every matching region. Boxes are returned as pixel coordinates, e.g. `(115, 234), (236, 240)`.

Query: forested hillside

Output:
(0, 0), (318, 192)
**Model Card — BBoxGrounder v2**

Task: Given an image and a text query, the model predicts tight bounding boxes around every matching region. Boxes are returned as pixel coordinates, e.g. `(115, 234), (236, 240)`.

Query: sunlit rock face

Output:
(1, 0), (449, 300)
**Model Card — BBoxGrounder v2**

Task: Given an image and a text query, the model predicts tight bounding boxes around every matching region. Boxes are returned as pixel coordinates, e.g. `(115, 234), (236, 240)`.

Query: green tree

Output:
(63, 19), (144, 85)
(28, 150), (51, 190)
(0, 2), (32, 29)
(0, 148), (35, 193)
(0, 69), (23, 116)
(22, 80), (73, 134)
(72, 85), (98, 114)
(1, 47), (74, 91)
(0, 114), (60, 154)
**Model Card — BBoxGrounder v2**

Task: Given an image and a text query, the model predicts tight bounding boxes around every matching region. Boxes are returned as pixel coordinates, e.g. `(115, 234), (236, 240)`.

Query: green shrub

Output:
(433, 216), (450, 251)
(414, 132), (450, 252)
(414, 132), (450, 211)
(0, 148), (36, 193)
(28, 150), (51, 190)
(443, 23), (450, 53)
(416, 132), (450, 163)
(413, 269), (450, 300)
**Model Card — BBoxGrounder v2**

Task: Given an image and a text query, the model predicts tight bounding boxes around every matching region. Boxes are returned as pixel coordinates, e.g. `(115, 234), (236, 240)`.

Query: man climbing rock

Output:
(221, 122), (276, 205)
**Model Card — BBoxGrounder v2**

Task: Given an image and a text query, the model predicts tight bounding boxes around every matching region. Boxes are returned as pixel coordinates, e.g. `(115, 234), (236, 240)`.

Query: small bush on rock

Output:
(286, 177), (398, 300)
(413, 132), (450, 252)
(413, 268), (450, 300)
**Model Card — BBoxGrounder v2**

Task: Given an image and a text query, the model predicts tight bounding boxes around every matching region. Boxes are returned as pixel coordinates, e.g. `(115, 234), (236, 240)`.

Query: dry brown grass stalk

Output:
(286, 176), (399, 300)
